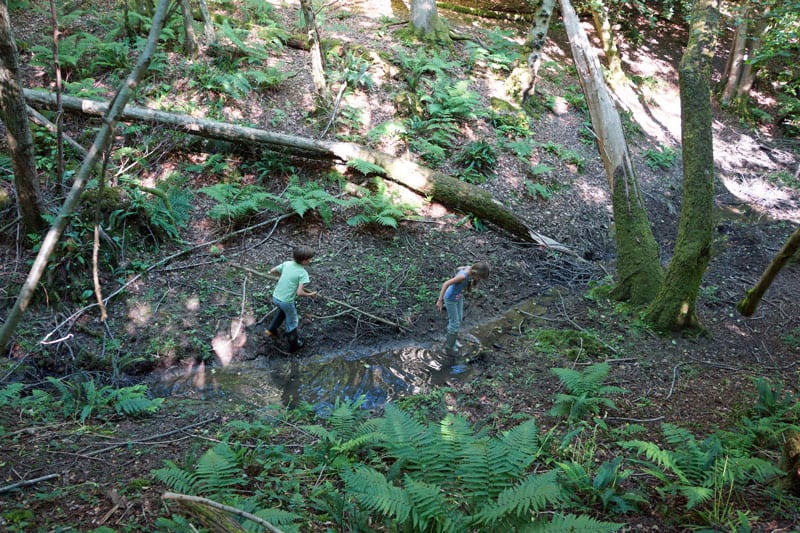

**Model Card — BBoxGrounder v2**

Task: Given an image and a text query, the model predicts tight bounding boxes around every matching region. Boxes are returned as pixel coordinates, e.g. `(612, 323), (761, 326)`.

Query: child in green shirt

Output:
(265, 245), (317, 352)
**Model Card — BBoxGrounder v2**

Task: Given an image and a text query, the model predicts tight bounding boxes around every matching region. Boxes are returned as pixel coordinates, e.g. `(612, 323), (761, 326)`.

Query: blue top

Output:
(444, 269), (469, 301)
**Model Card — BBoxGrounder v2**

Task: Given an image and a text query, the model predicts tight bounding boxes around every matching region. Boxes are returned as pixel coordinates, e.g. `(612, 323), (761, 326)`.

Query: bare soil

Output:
(1, 0), (799, 531)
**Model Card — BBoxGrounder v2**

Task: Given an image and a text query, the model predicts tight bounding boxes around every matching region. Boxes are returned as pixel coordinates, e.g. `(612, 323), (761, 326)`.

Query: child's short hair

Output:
(293, 245), (316, 263)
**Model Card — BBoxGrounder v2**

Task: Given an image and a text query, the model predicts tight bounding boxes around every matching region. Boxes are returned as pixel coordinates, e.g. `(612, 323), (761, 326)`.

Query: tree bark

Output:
(0, 0), (172, 354)
(178, 0), (200, 58)
(720, 11), (749, 105)
(560, 0), (663, 303)
(410, 0), (451, 42)
(737, 227), (800, 316)
(0, 0), (45, 235)
(196, 0), (216, 43)
(588, 0), (624, 82)
(299, 0), (326, 97)
(645, 0), (720, 332)
(522, 0), (557, 101)
(23, 89), (569, 251)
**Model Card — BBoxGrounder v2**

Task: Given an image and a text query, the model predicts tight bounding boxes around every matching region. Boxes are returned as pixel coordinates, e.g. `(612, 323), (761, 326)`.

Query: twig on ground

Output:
(0, 473), (60, 494)
(230, 262), (407, 331)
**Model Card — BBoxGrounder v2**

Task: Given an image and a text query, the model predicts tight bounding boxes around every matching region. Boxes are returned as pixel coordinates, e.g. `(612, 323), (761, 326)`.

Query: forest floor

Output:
(1, 0), (800, 531)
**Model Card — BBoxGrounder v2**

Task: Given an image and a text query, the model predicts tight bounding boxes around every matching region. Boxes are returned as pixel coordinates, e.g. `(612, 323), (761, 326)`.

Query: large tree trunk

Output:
(0, 0), (172, 354)
(737, 227), (800, 316)
(645, 0), (720, 332)
(0, 0), (45, 235)
(522, 0), (557, 101)
(178, 0), (200, 58)
(588, 0), (624, 82)
(410, 0), (451, 42)
(23, 89), (569, 251)
(560, 0), (663, 304)
(299, 0), (326, 97)
(720, 12), (749, 105)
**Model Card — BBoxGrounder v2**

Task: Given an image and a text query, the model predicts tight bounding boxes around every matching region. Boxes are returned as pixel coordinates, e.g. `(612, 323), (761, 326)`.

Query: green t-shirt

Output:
(272, 260), (310, 303)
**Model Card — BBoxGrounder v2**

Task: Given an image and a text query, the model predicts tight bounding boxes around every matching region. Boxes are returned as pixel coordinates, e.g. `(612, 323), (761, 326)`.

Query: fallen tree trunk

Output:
(23, 88), (571, 252)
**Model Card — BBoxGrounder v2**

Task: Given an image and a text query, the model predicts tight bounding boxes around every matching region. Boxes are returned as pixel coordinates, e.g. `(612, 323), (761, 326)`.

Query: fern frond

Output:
(153, 460), (200, 494)
(677, 484), (713, 511)
(404, 474), (459, 532)
(473, 470), (564, 525)
(194, 443), (246, 500)
(342, 465), (411, 523)
(526, 512), (623, 532)
(346, 158), (386, 176)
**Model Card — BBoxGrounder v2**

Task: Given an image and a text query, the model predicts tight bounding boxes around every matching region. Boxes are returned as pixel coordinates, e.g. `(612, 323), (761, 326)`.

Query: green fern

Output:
(549, 363), (626, 421)
(199, 183), (283, 224)
(527, 512), (623, 532)
(345, 180), (415, 229)
(154, 442), (245, 501)
(346, 158), (386, 177)
(421, 79), (487, 122)
(285, 178), (344, 226)
(335, 405), (573, 531)
(622, 423), (783, 513)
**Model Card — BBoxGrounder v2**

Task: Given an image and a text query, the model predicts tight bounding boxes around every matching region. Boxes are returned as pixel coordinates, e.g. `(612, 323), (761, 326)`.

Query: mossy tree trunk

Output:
(0, 0), (46, 236)
(560, 0), (663, 303)
(410, 0), (451, 42)
(587, 0), (624, 82)
(521, 0), (557, 101)
(645, 0), (720, 332)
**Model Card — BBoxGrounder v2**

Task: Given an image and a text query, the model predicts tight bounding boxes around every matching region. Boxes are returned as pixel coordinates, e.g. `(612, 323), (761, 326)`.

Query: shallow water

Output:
(146, 297), (554, 412)
(146, 337), (479, 412)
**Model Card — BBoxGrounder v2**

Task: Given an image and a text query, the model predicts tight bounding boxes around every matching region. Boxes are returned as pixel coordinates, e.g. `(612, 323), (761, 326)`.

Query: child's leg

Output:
(266, 306), (286, 336)
(443, 299), (463, 355)
(283, 302), (299, 333)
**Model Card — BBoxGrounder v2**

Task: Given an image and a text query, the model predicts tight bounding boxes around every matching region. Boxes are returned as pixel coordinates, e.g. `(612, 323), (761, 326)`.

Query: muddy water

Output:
(147, 297), (554, 413)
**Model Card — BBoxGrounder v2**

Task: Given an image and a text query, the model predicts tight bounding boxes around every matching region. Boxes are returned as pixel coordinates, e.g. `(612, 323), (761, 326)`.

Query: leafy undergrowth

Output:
(2, 0), (800, 530)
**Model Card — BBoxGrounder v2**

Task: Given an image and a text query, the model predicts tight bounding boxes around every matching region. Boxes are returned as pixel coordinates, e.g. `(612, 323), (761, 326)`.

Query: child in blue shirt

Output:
(436, 262), (490, 356)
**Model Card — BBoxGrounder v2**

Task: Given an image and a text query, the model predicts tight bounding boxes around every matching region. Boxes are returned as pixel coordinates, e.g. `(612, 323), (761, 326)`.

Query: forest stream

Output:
(145, 297), (553, 413)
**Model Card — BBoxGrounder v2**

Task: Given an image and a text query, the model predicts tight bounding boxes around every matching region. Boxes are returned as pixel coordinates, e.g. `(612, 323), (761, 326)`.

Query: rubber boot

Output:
(287, 329), (305, 353)
(445, 332), (458, 356)
(266, 309), (285, 339)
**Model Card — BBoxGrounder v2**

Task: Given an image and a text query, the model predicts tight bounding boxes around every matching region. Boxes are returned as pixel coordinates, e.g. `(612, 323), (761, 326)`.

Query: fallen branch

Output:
(162, 492), (285, 533)
(0, 473), (60, 494)
(229, 262), (408, 331)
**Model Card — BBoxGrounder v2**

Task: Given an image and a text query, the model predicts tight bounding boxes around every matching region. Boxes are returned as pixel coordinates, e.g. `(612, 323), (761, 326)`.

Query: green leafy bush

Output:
(643, 144), (678, 170)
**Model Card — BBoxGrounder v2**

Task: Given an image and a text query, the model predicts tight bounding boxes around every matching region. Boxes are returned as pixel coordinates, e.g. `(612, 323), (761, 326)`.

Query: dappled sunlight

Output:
(719, 174), (800, 223)
(575, 180), (611, 208)
(725, 322), (750, 338)
(185, 295), (200, 312)
(127, 301), (152, 328)
(211, 318), (249, 367)
(334, 0), (396, 18)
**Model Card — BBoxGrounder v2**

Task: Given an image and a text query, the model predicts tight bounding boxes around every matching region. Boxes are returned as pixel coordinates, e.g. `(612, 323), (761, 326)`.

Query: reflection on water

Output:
(146, 341), (477, 413)
(277, 343), (474, 414)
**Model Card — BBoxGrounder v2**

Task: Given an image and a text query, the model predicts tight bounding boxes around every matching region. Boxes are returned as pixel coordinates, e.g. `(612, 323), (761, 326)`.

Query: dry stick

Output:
(229, 263), (408, 331)
(80, 416), (218, 457)
(0, 473), (60, 494)
(162, 492), (285, 533)
(41, 213), (294, 344)
(0, 0), (172, 353)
